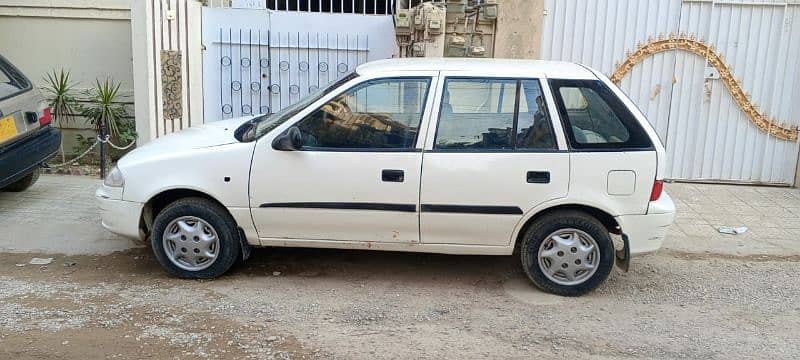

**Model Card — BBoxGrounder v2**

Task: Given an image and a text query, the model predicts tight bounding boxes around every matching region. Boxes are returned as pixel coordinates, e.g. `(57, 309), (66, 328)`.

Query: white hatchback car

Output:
(97, 58), (675, 296)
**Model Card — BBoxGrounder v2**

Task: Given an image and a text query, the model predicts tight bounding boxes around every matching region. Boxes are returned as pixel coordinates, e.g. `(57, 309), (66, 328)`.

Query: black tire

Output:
(151, 197), (241, 279)
(2, 168), (40, 192)
(520, 210), (614, 296)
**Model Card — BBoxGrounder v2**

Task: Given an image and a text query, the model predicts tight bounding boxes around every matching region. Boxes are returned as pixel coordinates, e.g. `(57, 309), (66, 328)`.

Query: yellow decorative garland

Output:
(610, 34), (797, 141)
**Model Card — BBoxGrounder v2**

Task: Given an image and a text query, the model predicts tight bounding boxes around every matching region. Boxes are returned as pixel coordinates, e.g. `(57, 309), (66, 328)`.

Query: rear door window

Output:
(516, 80), (556, 149)
(434, 78), (557, 151)
(549, 79), (651, 150)
(435, 78), (517, 150)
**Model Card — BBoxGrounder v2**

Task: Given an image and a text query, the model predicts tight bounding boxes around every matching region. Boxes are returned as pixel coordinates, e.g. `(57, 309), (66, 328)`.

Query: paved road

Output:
(0, 175), (137, 255)
(1, 175), (798, 359)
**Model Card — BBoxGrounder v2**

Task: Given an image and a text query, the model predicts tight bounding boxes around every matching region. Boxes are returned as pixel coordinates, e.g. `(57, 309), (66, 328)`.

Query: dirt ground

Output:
(1, 246), (799, 359)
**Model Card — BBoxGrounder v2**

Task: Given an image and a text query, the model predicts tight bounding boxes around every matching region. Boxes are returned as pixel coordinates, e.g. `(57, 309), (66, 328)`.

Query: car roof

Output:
(356, 58), (597, 79)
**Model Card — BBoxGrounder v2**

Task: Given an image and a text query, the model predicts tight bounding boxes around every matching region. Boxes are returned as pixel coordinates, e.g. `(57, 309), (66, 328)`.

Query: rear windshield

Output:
(0, 55), (31, 101)
(549, 79), (652, 150)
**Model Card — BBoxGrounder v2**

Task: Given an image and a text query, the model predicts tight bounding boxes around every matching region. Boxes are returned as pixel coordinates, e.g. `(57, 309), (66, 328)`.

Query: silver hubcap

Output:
(162, 216), (220, 271)
(537, 228), (600, 286)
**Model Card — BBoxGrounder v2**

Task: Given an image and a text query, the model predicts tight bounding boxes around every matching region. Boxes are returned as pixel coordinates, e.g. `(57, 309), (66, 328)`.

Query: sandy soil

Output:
(1, 247), (799, 359)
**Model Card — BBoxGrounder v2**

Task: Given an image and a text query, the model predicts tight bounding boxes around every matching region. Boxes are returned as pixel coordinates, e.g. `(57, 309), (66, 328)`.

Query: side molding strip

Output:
(259, 202), (417, 212)
(420, 204), (523, 215)
(258, 203), (523, 215)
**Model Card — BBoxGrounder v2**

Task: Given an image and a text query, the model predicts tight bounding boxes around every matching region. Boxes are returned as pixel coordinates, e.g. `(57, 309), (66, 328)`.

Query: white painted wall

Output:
(0, 0), (134, 153)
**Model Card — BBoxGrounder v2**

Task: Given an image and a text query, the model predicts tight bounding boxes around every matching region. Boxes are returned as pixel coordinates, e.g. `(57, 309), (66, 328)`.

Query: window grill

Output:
(209, 0), (396, 15)
(214, 29), (370, 119)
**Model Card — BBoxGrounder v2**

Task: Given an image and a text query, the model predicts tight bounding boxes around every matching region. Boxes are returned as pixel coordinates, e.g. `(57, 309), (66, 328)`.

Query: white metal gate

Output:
(540, 0), (800, 184)
(201, 4), (396, 121)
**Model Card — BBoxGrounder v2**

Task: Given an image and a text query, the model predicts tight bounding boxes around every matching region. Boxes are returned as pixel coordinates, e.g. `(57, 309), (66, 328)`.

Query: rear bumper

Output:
(615, 192), (676, 256)
(0, 126), (61, 188)
(96, 185), (143, 240)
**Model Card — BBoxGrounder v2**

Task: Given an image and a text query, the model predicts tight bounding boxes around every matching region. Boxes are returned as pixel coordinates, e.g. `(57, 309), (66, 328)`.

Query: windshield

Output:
(253, 72), (358, 138)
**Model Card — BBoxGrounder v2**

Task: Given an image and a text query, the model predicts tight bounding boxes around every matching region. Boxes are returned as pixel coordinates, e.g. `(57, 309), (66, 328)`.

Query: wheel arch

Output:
(139, 188), (233, 240)
(512, 203), (621, 254)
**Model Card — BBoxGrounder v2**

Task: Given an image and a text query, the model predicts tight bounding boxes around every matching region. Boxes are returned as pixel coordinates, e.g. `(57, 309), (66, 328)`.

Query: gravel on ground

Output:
(1, 247), (798, 359)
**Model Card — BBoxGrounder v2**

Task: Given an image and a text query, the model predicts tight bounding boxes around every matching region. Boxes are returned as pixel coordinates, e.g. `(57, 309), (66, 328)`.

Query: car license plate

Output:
(0, 115), (18, 142)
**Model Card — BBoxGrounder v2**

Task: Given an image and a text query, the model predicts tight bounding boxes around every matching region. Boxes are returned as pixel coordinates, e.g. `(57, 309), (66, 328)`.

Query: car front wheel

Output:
(151, 197), (240, 279)
(520, 210), (615, 296)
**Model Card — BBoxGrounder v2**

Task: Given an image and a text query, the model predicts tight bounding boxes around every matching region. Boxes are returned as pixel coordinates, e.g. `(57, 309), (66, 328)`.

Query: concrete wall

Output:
(0, 0), (134, 154)
(131, 0), (204, 144)
(493, 0), (545, 59)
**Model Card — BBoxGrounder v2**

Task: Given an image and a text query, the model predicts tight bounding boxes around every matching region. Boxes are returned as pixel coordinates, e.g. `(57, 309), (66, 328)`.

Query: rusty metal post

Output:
(99, 121), (107, 180)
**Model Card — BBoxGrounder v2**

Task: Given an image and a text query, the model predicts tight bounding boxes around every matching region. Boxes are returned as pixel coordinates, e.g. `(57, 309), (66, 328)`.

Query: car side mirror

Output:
(271, 126), (304, 151)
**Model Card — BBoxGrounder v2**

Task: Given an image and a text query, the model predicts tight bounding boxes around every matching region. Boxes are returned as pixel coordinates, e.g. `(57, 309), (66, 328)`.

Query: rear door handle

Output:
(527, 171), (550, 184)
(382, 169), (405, 182)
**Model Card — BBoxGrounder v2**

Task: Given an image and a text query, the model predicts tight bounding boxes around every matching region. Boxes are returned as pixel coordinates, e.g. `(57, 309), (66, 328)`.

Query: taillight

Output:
(39, 107), (52, 127)
(650, 180), (664, 201)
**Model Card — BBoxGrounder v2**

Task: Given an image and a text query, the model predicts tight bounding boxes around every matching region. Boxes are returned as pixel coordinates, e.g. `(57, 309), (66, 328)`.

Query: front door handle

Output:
(527, 171), (550, 184)
(382, 169), (405, 182)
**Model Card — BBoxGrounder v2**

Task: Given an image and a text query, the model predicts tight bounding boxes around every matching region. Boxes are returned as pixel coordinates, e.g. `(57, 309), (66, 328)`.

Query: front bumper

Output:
(95, 185), (143, 240)
(615, 192), (676, 256)
(0, 126), (61, 188)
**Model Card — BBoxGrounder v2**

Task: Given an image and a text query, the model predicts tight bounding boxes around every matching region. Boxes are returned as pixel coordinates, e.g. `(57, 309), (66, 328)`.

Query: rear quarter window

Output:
(549, 79), (652, 150)
(0, 56), (31, 101)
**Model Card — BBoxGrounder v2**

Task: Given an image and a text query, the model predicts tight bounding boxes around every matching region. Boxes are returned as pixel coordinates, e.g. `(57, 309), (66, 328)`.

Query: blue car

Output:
(0, 55), (61, 191)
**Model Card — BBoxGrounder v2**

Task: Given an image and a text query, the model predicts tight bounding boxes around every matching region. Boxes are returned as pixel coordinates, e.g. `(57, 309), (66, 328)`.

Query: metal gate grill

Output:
(212, 0), (395, 14)
(216, 29), (369, 119)
(540, 0), (800, 184)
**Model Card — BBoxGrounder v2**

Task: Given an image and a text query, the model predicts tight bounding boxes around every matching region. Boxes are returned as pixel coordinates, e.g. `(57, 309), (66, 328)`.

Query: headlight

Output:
(104, 166), (125, 187)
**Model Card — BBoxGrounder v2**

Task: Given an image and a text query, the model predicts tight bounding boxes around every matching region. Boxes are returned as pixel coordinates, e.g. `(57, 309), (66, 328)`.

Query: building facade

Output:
(4, 0), (799, 185)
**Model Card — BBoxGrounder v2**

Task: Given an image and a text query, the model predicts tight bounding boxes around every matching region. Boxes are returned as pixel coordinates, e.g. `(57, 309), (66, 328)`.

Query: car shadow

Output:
(228, 246), (522, 288)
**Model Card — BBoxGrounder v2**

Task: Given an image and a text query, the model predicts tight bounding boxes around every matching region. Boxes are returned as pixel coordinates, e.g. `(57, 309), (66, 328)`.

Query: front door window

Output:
(296, 78), (431, 150)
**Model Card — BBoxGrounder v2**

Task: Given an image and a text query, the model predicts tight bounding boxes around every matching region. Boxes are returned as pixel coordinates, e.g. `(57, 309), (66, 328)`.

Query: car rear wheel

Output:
(520, 210), (614, 296)
(2, 168), (40, 192)
(151, 197), (240, 279)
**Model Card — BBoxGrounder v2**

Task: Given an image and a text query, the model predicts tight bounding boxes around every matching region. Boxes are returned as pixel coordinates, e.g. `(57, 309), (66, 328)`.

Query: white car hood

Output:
(118, 116), (255, 167)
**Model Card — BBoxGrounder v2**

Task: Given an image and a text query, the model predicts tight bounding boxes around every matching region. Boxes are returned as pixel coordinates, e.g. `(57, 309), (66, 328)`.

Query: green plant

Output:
(72, 133), (98, 164)
(79, 78), (137, 171)
(43, 69), (79, 162)
(110, 117), (137, 161)
(115, 116), (137, 145)
(81, 78), (128, 138)
(71, 120), (136, 165)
